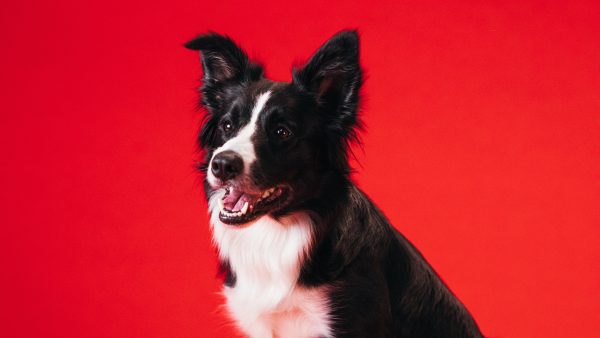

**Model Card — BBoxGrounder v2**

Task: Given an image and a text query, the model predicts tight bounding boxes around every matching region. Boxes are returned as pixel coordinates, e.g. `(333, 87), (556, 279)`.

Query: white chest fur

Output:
(209, 193), (332, 338)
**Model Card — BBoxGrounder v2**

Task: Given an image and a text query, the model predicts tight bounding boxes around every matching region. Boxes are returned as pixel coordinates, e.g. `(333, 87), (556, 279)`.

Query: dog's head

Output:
(186, 31), (362, 225)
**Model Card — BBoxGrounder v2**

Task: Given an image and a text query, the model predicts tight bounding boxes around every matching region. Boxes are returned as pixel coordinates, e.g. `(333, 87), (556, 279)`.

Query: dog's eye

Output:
(274, 126), (292, 139)
(221, 120), (233, 132)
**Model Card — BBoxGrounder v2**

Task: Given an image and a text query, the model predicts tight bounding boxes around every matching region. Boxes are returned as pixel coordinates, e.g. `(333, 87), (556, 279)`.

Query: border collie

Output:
(185, 30), (483, 338)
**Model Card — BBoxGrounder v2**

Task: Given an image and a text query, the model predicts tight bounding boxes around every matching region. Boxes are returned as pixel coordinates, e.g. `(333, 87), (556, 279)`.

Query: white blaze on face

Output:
(207, 91), (272, 187)
(205, 90), (332, 338)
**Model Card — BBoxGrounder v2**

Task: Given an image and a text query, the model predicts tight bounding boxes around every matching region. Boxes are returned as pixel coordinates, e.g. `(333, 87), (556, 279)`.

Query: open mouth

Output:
(216, 185), (289, 225)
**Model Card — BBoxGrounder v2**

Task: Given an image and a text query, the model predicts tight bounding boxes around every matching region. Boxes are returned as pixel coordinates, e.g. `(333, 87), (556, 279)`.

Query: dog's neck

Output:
(208, 188), (314, 293)
(208, 190), (333, 338)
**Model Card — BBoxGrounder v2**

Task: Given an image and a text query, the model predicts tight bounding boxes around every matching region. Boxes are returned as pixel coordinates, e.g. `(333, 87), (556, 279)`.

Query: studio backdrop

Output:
(1, 1), (598, 337)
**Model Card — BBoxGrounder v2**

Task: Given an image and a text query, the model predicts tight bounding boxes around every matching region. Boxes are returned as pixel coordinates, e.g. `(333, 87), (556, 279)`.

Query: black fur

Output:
(186, 30), (483, 338)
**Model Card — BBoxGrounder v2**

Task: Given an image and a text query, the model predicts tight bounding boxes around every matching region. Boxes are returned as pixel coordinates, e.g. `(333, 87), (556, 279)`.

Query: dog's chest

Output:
(210, 211), (332, 338)
(224, 279), (331, 338)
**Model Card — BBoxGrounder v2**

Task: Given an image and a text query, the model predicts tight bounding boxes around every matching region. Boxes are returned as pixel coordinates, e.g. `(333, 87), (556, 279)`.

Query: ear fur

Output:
(185, 33), (263, 112)
(293, 30), (362, 135)
(185, 33), (263, 148)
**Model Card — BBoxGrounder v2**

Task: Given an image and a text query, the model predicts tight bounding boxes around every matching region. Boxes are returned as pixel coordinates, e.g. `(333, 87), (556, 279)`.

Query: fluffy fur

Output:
(186, 30), (483, 338)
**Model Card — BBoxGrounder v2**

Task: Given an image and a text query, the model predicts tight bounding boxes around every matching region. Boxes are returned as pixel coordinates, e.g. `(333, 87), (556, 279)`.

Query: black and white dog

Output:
(185, 30), (483, 338)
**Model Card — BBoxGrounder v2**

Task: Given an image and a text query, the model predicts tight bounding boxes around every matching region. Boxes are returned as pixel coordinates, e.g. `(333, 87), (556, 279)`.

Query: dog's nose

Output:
(211, 150), (244, 181)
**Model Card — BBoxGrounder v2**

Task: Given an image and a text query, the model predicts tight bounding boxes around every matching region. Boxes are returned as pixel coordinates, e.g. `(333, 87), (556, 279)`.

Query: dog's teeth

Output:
(219, 205), (245, 218)
(218, 199), (224, 212)
(262, 190), (271, 198)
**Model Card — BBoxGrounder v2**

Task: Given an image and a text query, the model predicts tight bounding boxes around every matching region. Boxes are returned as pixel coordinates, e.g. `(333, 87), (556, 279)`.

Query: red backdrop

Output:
(1, 0), (599, 337)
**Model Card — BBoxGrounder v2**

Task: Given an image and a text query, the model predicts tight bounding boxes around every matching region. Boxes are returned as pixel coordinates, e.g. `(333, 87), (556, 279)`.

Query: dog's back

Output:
(300, 185), (483, 337)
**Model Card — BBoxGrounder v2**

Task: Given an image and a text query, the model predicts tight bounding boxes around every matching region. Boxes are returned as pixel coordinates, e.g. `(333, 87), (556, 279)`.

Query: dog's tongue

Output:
(223, 188), (256, 212)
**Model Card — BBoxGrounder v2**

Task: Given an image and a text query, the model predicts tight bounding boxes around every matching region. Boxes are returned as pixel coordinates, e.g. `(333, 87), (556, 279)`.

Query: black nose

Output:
(211, 150), (243, 181)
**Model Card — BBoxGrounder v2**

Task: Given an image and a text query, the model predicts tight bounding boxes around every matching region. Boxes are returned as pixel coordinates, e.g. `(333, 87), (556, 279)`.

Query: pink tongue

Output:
(223, 189), (256, 212)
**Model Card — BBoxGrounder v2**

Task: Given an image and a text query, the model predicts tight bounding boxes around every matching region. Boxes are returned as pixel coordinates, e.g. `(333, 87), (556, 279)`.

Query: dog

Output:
(185, 30), (483, 338)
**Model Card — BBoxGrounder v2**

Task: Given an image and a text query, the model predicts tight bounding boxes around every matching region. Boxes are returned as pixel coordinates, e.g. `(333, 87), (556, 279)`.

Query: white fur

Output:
(207, 91), (272, 187)
(208, 189), (332, 338)
(205, 90), (332, 337)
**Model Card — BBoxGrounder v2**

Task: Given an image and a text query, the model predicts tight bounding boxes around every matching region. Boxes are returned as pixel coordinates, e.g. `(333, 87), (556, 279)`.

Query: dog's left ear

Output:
(293, 30), (362, 132)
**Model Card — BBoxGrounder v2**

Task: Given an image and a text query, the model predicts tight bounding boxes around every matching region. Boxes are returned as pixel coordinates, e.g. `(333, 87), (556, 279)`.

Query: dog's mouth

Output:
(216, 185), (290, 225)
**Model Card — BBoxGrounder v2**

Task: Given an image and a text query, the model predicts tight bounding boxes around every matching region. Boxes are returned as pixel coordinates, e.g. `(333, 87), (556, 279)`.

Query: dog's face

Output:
(186, 31), (362, 225)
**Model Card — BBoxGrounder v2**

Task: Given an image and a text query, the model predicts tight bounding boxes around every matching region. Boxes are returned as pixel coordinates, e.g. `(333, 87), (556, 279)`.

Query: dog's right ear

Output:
(185, 33), (254, 83)
(185, 33), (263, 112)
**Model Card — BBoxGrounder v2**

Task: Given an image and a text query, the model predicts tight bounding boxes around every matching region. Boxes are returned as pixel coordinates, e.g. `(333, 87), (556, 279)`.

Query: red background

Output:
(1, 1), (599, 337)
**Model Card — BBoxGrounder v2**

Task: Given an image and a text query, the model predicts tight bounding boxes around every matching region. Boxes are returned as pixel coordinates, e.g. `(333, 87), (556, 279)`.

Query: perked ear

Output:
(293, 30), (362, 132)
(185, 33), (263, 112)
(185, 32), (257, 83)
